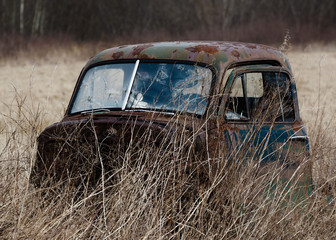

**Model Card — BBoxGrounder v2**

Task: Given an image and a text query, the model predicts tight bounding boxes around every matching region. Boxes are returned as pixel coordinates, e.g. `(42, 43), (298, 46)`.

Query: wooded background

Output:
(1, 0), (335, 44)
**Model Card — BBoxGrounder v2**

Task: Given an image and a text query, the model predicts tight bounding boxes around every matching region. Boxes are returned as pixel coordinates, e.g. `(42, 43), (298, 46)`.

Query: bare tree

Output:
(32, 0), (46, 36)
(19, 0), (24, 35)
(0, 0), (335, 42)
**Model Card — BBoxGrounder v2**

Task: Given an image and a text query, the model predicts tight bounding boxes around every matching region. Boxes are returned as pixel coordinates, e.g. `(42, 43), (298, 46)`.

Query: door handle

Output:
(288, 136), (309, 141)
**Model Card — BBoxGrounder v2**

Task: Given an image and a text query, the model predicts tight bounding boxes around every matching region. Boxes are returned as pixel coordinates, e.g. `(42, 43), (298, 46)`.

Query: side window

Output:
(258, 72), (295, 122)
(225, 71), (295, 122)
(246, 73), (264, 119)
(225, 75), (248, 120)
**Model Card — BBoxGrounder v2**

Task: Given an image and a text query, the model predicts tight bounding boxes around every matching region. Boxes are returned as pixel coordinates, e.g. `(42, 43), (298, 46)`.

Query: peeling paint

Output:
(186, 45), (219, 55)
(132, 44), (153, 57)
(85, 42), (291, 76)
(230, 50), (240, 58)
(112, 51), (124, 59)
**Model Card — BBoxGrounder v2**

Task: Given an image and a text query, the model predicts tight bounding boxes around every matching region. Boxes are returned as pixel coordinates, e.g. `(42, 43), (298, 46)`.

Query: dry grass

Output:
(287, 44), (336, 187)
(0, 41), (335, 239)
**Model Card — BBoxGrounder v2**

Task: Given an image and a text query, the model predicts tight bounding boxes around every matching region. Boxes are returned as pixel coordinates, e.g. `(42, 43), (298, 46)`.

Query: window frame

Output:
(66, 59), (217, 117)
(220, 66), (298, 123)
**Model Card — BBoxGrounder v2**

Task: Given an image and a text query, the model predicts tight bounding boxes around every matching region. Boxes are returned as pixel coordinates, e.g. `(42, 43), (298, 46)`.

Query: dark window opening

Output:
(225, 71), (295, 122)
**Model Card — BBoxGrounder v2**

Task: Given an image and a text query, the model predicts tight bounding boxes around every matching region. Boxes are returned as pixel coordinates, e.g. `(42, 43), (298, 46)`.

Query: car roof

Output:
(85, 41), (292, 74)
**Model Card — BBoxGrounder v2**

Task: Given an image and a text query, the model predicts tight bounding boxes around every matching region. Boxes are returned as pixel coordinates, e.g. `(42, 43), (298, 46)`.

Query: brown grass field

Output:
(0, 42), (335, 239)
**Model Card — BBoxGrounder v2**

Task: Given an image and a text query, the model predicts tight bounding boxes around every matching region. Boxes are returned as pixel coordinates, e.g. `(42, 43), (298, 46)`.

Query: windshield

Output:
(71, 63), (135, 113)
(70, 62), (212, 115)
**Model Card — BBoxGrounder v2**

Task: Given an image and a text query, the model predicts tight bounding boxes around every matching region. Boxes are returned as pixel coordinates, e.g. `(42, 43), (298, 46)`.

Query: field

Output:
(0, 42), (335, 238)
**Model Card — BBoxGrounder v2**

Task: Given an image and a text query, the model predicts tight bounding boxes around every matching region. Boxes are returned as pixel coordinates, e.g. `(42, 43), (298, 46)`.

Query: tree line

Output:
(1, 0), (335, 43)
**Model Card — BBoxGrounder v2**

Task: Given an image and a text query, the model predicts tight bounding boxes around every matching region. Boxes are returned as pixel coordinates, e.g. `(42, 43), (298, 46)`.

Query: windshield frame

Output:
(66, 59), (216, 117)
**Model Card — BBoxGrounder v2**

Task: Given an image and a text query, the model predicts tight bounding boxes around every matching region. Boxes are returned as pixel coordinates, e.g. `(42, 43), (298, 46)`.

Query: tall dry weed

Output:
(0, 91), (335, 239)
(1, 40), (336, 238)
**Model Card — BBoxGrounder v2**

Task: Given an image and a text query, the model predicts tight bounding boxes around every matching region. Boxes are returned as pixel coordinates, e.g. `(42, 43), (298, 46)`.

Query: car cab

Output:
(31, 41), (312, 193)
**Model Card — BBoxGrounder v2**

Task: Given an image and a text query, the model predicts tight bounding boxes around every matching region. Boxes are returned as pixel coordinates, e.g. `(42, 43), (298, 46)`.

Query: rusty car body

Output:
(31, 41), (312, 192)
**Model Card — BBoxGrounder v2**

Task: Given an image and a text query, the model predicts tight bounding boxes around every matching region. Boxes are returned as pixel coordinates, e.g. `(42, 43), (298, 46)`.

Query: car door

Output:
(218, 66), (311, 184)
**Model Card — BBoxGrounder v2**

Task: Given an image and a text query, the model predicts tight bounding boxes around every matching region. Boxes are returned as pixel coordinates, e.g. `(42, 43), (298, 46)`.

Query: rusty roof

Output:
(86, 41), (291, 73)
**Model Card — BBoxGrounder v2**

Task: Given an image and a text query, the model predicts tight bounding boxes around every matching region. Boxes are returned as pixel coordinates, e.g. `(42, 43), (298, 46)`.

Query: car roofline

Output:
(85, 41), (291, 74)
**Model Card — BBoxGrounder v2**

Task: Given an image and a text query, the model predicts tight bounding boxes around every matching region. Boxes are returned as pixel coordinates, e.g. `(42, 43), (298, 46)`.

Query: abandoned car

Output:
(31, 41), (312, 191)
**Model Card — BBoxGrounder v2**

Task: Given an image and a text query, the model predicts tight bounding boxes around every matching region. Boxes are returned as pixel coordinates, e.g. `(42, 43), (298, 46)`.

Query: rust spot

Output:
(139, 54), (150, 59)
(112, 51), (124, 59)
(186, 45), (219, 55)
(291, 120), (305, 132)
(223, 123), (240, 132)
(231, 50), (240, 58)
(246, 44), (257, 49)
(173, 49), (178, 53)
(132, 44), (153, 57)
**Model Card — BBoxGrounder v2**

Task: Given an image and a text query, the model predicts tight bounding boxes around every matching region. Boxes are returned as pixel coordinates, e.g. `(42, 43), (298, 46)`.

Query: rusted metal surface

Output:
(31, 41), (311, 192)
(86, 41), (291, 74)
